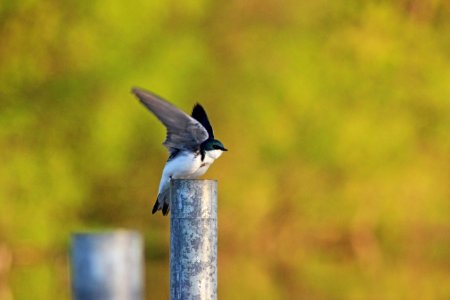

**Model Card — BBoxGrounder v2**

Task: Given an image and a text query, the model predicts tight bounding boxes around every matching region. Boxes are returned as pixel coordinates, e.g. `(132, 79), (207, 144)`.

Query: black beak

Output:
(222, 147), (228, 151)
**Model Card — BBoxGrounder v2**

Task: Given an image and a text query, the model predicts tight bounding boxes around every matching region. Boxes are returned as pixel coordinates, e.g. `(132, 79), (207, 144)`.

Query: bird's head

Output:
(202, 139), (228, 152)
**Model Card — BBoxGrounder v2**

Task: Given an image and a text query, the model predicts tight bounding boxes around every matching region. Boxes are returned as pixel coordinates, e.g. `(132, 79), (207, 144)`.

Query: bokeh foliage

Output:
(1, 0), (450, 299)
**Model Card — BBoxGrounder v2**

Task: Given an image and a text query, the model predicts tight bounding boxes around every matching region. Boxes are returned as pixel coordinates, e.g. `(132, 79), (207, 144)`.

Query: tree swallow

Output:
(132, 87), (227, 216)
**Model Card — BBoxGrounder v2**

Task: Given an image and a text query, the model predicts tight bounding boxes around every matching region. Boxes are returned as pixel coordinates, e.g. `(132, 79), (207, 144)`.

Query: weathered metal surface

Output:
(71, 231), (144, 300)
(170, 179), (217, 300)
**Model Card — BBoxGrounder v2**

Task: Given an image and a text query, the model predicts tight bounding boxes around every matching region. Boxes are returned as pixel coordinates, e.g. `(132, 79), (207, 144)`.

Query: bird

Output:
(132, 87), (227, 216)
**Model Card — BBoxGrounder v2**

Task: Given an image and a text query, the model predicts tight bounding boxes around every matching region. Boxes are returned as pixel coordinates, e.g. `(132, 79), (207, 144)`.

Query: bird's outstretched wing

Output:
(191, 104), (214, 139)
(132, 87), (209, 151)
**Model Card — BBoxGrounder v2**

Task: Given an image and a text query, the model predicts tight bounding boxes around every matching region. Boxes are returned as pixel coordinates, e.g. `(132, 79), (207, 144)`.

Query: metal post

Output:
(170, 179), (218, 300)
(71, 230), (144, 300)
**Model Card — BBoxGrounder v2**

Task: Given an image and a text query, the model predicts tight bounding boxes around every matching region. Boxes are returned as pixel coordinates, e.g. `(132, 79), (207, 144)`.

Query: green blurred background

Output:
(1, 0), (450, 299)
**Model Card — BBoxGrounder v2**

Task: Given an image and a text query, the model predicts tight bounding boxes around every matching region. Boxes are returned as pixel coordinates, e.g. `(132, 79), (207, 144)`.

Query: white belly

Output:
(158, 150), (222, 193)
(190, 150), (222, 177)
(163, 152), (200, 178)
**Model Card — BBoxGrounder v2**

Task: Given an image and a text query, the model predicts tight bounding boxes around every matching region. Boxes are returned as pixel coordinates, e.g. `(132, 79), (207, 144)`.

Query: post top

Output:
(170, 179), (217, 219)
(72, 230), (141, 239)
(171, 178), (217, 183)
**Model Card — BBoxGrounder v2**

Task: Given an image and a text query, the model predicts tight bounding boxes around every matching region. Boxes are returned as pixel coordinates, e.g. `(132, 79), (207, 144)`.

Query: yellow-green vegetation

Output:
(1, 1), (449, 299)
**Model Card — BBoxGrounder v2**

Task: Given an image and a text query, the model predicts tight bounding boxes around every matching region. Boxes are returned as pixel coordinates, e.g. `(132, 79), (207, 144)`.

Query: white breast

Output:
(205, 149), (223, 161)
(159, 150), (223, 193)
(190, 150), (223, 177)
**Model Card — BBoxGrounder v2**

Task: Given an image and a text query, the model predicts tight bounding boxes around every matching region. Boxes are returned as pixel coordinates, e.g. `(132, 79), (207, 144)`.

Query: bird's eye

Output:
(213, 145), (219, 149)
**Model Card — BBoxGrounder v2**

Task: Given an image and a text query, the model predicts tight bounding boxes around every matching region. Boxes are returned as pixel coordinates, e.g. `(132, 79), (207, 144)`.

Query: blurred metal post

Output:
(71, 230), (144, 300)
(170, 179), (218, 300)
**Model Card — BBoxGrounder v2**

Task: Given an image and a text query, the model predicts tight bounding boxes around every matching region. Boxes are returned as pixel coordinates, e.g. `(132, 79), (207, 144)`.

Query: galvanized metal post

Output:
(71, 230), (144, 300)
(170, 179), (218, 300)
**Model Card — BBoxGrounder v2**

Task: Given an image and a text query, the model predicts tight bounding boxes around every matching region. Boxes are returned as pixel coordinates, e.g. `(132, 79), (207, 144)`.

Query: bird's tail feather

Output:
(151, 199), (159, 214)
(152, 189), (170, 216)
(162, 202), (170, 216)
